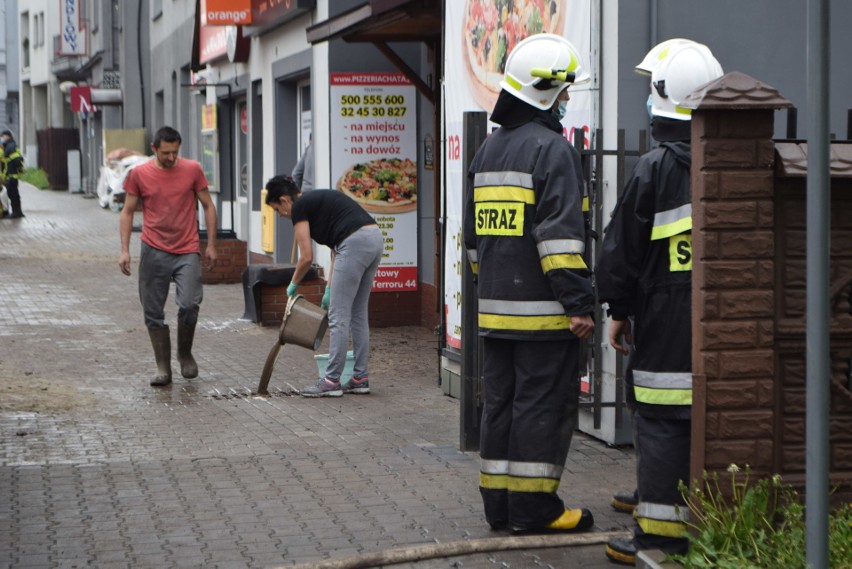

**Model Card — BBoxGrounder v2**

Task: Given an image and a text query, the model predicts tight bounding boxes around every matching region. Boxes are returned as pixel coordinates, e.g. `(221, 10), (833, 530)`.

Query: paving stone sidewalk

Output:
(0, 183), (636, 568)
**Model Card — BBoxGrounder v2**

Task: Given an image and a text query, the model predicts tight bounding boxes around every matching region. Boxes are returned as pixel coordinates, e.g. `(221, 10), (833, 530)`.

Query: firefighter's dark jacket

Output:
(463, 93), (593, 341)
(596, 118), (693, 420)
(3, 140), (23, 179)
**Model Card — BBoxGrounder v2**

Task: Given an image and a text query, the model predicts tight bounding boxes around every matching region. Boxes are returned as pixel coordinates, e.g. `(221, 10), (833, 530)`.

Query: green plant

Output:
(19, 168), (51, 189)
(671, 465), (852, 569)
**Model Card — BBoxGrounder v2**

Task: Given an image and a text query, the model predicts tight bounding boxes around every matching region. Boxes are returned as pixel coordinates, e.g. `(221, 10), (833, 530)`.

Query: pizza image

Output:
(463, 0), (567, 111)
(337, 158), (418, 213)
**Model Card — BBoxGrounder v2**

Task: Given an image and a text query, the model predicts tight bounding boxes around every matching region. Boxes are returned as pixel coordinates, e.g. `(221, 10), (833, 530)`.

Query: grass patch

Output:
(19, 168), (51, 189)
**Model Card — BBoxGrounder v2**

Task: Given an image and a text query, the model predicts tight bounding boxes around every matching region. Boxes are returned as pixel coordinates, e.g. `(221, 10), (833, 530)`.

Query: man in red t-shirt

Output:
(119, 126), (218, 387)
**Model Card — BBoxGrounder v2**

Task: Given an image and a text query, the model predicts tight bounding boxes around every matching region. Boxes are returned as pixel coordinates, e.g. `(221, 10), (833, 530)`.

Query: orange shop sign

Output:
(202, 0), (252, 26)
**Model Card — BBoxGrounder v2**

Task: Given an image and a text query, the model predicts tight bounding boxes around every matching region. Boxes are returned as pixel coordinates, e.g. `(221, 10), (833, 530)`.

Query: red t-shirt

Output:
(124, 158), (209, 254)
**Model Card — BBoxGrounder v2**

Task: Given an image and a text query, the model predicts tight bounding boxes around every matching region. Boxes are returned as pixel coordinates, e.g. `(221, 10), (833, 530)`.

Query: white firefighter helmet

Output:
(499, 33), (590, 111)
(634, 38), (699, 75)
(650, 42), (723, 120)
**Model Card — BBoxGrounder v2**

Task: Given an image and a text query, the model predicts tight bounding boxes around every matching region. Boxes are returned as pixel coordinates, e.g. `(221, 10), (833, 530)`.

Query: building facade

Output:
(0, 0), (20, 139)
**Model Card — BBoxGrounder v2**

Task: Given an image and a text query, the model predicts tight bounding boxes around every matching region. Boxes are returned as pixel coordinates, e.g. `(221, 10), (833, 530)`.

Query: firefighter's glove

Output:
(287, 282), (298, 297)
(321, 286), (331, 310)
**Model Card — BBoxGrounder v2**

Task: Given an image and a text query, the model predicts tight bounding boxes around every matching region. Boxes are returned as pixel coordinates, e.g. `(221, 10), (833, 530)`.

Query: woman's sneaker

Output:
(343, 376), (370, 394)
(300, 377), (343, 397)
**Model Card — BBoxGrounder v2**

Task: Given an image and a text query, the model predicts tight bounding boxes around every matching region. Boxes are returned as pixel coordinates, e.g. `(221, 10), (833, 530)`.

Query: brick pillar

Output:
(684, 72), (792, 484)
(199, 238), (247, 284)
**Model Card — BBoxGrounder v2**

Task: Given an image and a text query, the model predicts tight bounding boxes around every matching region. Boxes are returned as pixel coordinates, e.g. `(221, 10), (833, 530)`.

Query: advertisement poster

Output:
(330, 73), (418, 292)
(443, 0), (594, 349)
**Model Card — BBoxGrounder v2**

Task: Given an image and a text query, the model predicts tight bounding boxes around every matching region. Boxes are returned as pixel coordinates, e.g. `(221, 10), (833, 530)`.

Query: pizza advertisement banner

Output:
(330, 73), (419, 292)
(443, 0), (595, 349)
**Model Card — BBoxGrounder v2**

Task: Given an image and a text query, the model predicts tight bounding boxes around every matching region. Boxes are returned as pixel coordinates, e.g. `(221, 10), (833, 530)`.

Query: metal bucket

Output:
(279, 294), (328, 351)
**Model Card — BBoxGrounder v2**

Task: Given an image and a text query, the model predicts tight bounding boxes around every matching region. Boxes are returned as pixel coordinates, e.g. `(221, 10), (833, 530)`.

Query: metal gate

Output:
(573, 128), (648, 445)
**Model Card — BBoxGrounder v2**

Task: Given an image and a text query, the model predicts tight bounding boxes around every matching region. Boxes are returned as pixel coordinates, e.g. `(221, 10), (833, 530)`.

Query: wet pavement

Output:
(0, 182), (635, 568)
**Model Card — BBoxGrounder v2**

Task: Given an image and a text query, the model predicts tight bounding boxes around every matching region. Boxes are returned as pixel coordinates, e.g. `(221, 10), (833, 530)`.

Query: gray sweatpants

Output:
(138, 242), (203, 329)
(324, 226), (383, 382)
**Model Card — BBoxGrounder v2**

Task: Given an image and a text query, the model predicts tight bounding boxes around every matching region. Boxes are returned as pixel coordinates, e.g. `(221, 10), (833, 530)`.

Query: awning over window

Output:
(306, 0), (441, 103)
(306, 0), (440, 44)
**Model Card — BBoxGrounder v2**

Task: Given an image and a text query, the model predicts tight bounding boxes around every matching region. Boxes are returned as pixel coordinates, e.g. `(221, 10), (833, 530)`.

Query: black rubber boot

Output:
(8, 201), (24, 218)
(605, 537), (637, 566)
(611, 489), (638, 514)
(148, 327), (172, 387)
(177, 322), (198, 378)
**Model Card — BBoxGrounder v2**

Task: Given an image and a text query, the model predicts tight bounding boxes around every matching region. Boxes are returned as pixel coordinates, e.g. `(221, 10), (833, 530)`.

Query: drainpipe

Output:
(650, 0), (658, 47)
(805, 0), (830, 567)
(137, 0), (146, 128)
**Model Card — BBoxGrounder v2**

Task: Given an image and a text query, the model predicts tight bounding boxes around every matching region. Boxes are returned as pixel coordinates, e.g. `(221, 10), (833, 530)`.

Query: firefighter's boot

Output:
(611, 490), (638, 514)
(515, 508), (595, 534)
(546, 508), (594, 532)
(177, 322), (198, 379)
(605, 537), (637, 565)
(148, 327), (172, 387)
(8, 197), (24, 218)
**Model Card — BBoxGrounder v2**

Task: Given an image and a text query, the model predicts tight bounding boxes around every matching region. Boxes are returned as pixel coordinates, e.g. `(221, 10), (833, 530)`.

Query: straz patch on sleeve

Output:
(669, 234), (692, 272)
(475, 202), (525, 236)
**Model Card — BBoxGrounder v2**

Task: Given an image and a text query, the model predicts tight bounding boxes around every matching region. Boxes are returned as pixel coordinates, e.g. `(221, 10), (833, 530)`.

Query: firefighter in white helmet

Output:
(608, 35), (704, 518)
(597, 41), (723, 565)
(633, 38), (699, 76)
(463, 33), (596, 534)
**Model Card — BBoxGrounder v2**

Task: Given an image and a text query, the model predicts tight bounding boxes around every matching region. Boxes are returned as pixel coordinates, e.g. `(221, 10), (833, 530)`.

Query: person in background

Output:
(596, 42), (723, 566)
(292, 136), (314, 192)
(264, 176), (382, 397)
(0, 143), (7, 217)
(119, 126), (218, 387)
(1, 130), (25, 219)
(463, 33), (596, 535)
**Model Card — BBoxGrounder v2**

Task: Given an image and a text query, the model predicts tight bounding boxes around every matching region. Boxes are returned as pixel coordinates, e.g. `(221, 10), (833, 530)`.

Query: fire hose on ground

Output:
(276, 530), (631, 569)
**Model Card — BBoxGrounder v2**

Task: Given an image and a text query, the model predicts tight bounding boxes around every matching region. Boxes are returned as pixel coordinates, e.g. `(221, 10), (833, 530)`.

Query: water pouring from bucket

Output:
(257, 294), (328, 395)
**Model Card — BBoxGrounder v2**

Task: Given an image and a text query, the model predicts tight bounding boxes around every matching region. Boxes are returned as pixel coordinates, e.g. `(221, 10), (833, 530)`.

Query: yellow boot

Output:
(546, 508), (595, 532)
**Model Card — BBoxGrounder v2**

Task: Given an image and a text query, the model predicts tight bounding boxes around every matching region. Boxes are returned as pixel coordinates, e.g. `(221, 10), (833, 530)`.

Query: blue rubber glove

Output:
(287, 282), (298, 297)
(321, 286), (331, 310)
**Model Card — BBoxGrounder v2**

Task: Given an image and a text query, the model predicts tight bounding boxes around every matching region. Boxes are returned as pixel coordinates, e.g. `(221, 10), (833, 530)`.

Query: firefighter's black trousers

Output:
(479, 336), (580, 530)
(6, 178), (21, 215)
(634, 414), (691, 554)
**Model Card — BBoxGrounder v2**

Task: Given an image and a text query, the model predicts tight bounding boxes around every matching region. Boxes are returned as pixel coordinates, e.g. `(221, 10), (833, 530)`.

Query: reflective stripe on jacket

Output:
(633, 370), (693, 406)
(3, 148), (23, 178)
(463, 116), (593, 340)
